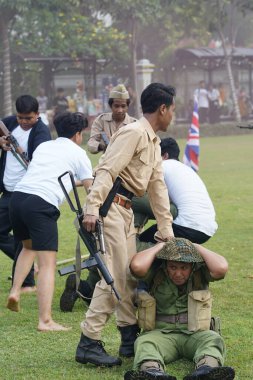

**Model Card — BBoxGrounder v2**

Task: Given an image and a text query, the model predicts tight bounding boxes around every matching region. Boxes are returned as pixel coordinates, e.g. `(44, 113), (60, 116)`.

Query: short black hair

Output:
(53, 112), (88, 138)
(16, 95), (39, 113)
(160, 137), (180, 160)
(141, 83), (176, 113)
(108, 98), (130, 107)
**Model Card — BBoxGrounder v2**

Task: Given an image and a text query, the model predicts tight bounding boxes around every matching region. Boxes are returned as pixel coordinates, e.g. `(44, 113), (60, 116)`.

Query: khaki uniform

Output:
(87, 112), (137, 153)
(81, 117), (174, 340)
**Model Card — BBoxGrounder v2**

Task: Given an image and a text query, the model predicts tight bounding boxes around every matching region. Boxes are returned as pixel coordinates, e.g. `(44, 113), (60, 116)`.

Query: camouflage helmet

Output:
(109, 84), (129, 99)
(156, 238), (204, 263)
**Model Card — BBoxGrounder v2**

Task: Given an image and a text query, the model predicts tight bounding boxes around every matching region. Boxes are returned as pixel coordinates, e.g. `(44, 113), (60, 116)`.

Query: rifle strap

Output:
(74, 217), (82, 296)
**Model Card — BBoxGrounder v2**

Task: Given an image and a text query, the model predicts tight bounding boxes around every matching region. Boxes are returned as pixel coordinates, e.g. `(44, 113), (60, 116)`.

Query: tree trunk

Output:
(0, 18), (13, 116)
(225, 54), (240, 122)
(218, 18), (240, 122)
(130, 18), (141, 118)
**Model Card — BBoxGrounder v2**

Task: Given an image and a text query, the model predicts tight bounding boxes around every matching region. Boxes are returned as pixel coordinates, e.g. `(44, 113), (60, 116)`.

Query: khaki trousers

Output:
(81, 202), (137, 340)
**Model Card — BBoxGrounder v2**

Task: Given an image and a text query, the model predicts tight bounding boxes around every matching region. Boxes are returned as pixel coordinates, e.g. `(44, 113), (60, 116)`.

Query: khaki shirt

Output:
(87, 112), (137, 153)
(86, 116), (174, 239)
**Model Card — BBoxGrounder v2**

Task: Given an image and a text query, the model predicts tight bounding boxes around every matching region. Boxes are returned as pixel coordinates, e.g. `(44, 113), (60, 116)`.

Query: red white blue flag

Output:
(183, 97), (199, 172)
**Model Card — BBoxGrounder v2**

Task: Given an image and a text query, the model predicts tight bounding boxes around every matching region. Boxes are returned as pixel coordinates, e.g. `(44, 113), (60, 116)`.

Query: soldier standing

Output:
(75, 83), (176, 367)
(87, 84), (137, 154)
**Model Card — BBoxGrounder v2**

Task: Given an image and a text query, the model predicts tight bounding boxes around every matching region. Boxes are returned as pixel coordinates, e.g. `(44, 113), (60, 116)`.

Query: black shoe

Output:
(124, 369), (177, 380)
(75, 334), (122, 367)
(60, 274), (79, 312)
(78, 279), (94, 305)
(118, 324), (140, 357)
(183, 365), (235, 380)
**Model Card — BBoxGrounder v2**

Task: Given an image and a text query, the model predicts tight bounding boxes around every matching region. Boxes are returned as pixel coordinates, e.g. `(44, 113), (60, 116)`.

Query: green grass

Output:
(1, 135), (253, 379)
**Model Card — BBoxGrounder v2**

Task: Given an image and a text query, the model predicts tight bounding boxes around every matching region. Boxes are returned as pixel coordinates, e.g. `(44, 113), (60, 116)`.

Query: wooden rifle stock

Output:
(0, 120), (29, 169)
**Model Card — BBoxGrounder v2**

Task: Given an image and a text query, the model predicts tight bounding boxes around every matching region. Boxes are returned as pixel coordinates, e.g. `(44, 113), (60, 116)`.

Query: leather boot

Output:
(75, 333), (122, 367)
(183, 365), (235, 380)
(124, 368), (177, 379)
(118, 324), (140, 357)
(60, 276), (93, 312)
(60, 274), (79, 312)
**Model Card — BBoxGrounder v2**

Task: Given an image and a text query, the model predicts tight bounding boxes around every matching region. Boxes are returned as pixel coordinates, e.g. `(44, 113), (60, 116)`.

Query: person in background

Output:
(87, 84), (137, 154)
(52, 88), (69, 116)
(208, 84), (220, 124)
(194, 81), (209, 124)
(0, 95), (51, 292)
(73, 80), (88, 114)
(7, 112), (93, 332)
(36, 88), (49, 126)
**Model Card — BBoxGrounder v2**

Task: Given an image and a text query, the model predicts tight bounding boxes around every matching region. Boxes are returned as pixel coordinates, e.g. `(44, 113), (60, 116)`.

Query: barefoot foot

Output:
(7, 295), (20, 312)
(37, 320), (72, 332)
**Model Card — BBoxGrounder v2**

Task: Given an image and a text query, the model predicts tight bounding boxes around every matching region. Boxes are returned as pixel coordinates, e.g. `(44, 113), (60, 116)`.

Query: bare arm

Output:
(81, 178), (93, 195)
(194, 244), (228, 279)
(130, 242), (165, 277)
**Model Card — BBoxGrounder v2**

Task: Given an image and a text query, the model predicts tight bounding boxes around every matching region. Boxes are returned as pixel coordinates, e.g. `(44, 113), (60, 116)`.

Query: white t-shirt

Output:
(15, 137), (93, 208)
(3, 126), (31, 192)
(194, 88), (209, 108)
(162, 159), (218, 237)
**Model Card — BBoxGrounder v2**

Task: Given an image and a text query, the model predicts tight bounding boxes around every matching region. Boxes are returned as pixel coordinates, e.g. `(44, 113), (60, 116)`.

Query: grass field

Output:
(0, 134), (253, 380)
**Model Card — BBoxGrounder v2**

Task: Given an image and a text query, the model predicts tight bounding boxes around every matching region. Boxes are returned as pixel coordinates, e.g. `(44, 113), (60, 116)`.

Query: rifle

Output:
(237, 124), (253, 130)
(101, 131), (110, 147)
(58, 171), (120, 301)
(0, 120), (29, 169)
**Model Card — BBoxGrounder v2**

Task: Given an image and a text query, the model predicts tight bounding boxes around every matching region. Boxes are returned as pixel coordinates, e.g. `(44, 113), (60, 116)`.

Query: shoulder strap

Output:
(150, 267), (166, 295)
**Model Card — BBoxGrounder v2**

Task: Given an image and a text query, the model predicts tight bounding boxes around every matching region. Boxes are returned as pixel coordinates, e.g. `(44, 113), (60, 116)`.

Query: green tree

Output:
(0, 0), (128, 115)
(205, 0), (253, 122)
(89, 0), (171, 117)
(0, 0), (67, 115)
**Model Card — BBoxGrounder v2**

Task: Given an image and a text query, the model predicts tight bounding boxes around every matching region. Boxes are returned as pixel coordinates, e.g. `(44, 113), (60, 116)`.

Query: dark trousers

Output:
(139, 223), (210, 245)
(198, 107), (208, 124)
(0, 191), (35, 287)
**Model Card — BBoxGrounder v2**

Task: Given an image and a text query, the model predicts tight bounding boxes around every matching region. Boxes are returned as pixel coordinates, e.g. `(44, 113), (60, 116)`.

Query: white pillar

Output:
(136, 59), (155, 97)
(135, 59), (155, 116)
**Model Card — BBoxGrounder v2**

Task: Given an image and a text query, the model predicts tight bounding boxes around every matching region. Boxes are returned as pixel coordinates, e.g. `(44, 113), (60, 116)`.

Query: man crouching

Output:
(124, 238), (235, 380)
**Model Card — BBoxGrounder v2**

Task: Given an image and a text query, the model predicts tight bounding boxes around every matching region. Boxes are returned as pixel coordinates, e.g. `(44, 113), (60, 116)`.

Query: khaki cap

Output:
(109, 84), (129, 99)
(156, 238), (204, 263)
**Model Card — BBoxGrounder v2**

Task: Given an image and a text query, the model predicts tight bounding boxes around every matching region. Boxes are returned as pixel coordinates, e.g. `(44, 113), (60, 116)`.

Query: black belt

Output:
(117, 185), (134, 200)
(156, 312), (188, 324)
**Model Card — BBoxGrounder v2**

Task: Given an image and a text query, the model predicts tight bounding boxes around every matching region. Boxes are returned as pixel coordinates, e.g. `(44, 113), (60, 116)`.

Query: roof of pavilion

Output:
(172, 47), (253, 70)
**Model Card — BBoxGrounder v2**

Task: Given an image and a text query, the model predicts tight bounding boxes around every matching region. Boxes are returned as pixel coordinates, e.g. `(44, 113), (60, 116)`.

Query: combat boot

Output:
(75, 333), (122, 367)
(60, 274), (79, 312)
(124, 368), (177, 380)
(183, 365), (235, 380)
(124, 360), (177, 380)
(60, 276), (93, 312)
(118, 324), (140, 357)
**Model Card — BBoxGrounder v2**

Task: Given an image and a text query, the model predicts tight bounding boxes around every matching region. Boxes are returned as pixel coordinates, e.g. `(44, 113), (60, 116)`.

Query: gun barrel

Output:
(237, 125), (253, 129)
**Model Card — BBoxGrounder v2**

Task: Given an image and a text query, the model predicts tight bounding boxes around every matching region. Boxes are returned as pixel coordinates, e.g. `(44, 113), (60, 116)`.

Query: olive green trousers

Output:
(133, 328), (226, 370)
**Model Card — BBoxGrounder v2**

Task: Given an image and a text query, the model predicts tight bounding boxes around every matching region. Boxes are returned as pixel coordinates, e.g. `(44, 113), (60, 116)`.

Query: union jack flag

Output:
(183, 97), (199, 172)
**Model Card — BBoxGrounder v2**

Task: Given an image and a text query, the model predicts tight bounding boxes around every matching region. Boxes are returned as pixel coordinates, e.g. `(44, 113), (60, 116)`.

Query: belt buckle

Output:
(114, 195), (121, 205)
(125, 199), (131, 209)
